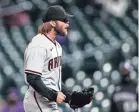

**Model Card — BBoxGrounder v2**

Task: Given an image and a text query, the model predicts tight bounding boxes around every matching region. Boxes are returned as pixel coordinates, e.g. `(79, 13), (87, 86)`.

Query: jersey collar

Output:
(42, 33), (56, 46)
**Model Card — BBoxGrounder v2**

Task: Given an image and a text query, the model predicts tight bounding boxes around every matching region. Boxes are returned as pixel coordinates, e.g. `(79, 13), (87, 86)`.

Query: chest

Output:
(113, 85), (137, 102)
(45, 44), (62, 71)
(47, 44), (62, 58)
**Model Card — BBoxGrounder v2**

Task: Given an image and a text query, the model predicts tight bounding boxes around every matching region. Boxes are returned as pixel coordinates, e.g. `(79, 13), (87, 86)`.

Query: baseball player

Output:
(110, 62), (138, 112)
(23, 5), (94, 112)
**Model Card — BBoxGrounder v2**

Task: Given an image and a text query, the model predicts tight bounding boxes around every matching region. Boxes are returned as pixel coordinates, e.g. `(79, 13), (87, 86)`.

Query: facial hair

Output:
(54, 23), (67, 36)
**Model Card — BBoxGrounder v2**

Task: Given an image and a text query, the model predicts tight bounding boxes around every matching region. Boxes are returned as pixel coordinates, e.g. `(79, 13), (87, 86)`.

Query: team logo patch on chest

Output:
(48, 56), (61, 71)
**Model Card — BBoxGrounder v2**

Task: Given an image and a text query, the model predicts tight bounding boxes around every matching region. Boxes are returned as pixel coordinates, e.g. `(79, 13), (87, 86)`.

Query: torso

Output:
(24, 33), (62, 91)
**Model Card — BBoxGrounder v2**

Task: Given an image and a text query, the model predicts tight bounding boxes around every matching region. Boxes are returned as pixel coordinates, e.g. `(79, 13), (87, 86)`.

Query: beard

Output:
(54, 24), (68, 36)
(56, 27), (66, 36)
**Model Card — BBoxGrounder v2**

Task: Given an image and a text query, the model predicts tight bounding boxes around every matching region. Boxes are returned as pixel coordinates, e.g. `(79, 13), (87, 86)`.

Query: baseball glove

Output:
(69, 87), (94, 109)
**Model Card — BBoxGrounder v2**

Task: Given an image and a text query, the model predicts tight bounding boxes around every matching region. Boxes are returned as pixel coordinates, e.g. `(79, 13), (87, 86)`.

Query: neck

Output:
(44, 29), (57, 42)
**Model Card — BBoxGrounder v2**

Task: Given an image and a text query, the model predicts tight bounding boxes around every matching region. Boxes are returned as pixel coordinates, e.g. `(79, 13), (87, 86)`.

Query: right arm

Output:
(26, 72), (58, 101)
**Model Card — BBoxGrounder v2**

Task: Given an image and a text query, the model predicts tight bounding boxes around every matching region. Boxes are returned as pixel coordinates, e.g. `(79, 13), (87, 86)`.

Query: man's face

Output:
(55, 19), (69, 36)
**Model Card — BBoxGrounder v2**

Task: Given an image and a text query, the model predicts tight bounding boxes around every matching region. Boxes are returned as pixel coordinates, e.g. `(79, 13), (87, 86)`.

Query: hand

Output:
(56, 92), (66, 104)
(69, 87), (94, 109)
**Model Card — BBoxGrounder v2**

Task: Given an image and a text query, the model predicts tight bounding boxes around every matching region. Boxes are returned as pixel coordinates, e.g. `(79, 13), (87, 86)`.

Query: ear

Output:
(49, 21), (56, 27)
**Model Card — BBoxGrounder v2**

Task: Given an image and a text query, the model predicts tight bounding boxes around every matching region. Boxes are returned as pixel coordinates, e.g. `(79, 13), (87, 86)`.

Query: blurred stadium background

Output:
(0, 0), (138, 112)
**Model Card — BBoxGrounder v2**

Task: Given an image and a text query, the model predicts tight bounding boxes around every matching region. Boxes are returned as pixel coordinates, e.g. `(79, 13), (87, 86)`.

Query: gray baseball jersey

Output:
(23, 33), (62, 112)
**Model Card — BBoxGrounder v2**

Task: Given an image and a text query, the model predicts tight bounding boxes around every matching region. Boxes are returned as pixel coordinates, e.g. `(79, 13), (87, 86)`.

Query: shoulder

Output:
(27, 34), (51, 50)
(25, 46), (46, 57)
(32, 34), (48, 45)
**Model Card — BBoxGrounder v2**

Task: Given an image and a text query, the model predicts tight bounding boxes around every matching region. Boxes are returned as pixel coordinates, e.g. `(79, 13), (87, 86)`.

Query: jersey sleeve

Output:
(24, 47), (46, 75)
